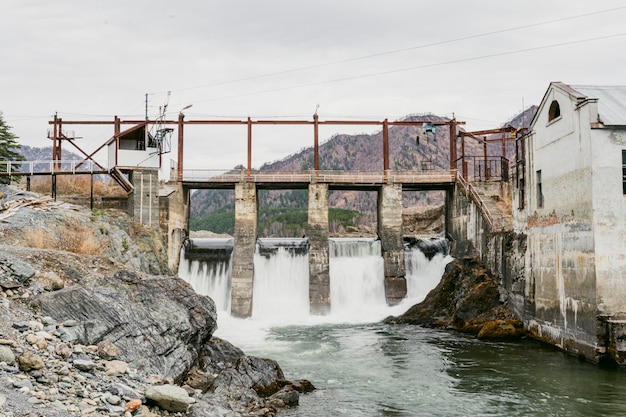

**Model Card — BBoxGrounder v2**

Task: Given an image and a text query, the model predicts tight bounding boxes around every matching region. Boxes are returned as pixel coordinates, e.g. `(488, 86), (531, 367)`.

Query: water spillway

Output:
(404, 237), (452, 303)
(178, 236), (451, 320)
(328, 238), (387, 318)
(178, 238), (233, 312)
(252, 238), (310, 320)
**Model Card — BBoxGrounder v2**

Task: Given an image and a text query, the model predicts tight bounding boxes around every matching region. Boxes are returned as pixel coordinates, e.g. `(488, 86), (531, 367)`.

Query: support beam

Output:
(231, 183), (257, 318)
(307, 183), (330, 315)
(247, 117), (252, 180)
(377, 184), (406, 305)
(177, 112), (185, 181)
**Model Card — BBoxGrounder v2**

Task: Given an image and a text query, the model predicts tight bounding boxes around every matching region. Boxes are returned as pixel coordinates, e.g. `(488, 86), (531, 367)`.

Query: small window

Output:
(548, 100), (561, 122)
(536, 170), (543, 208)
(622, 151), (626, 194)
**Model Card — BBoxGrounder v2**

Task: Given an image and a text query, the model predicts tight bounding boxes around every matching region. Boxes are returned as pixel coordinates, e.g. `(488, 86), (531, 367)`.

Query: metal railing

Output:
(455, 156), (509, 182)
(0, 160), (105, 175)
(180, 169), (457, 184)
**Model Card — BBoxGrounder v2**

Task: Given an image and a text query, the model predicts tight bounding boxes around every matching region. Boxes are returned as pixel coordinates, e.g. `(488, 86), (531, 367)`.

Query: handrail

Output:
(0, 160), (105, 175)
(180, 169), (457, 184)
(455, 172), (500, 231)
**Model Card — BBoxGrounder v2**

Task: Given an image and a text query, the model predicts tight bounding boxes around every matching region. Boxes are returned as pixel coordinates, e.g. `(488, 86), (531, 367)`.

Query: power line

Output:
(188, 32), (626, 104)
(161, 5), (626, 95)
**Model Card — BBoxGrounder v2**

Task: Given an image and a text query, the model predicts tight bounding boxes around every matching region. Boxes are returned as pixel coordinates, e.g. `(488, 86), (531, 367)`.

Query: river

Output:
(182, 237), (626, 417)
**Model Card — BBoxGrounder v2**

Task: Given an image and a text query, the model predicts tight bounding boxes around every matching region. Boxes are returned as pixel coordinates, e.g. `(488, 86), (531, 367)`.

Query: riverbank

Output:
(0, 184), (311, 417)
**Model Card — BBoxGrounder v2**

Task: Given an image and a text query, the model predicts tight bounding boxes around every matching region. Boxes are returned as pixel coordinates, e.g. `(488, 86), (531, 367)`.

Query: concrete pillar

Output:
(231, 183), (257, 318)
(377, 184), (406, 305)
(128, 168), (159, 228)
(159, 182), (190, 274)
(307, 183), (330, 315)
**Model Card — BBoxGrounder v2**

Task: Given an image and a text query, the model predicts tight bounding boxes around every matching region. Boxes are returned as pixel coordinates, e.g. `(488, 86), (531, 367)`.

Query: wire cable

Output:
(155, 5), (626, 95)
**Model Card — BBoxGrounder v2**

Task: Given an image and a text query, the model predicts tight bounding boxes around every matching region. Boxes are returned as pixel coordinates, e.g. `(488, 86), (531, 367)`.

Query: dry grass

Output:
(27, 175), (127, 197)
(23, 220), (109, 255)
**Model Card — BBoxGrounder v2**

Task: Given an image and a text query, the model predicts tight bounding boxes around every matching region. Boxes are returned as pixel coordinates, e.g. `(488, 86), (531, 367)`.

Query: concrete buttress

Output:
(307, 183), (330, 315)
(377, 184), (407, 305)
(231, 183), (257, 318)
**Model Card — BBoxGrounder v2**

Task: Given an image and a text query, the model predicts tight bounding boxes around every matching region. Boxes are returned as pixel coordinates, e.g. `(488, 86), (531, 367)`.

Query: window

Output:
(548, 100), (561, 122)
(622, 150), (626, 194)
(536, 170), (543, 208)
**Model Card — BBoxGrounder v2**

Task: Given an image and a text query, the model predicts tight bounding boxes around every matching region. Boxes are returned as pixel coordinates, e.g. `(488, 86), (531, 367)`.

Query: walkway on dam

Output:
(180, 168), (457, 190)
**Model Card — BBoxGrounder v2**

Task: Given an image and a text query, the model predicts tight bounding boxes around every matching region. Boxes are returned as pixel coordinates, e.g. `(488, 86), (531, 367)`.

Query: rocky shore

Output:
(385, 255), (524, 341)
(0, 185), (313, 417)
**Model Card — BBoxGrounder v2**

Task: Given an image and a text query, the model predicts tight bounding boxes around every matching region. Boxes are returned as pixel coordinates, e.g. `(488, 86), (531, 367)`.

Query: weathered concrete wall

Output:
(231, 183), (257, 318)
(448, 184), (527, 319)
(590, 128), (626, 316)
(159, 182), (189, 274)
(307, 183), (330, 315)
(377, 184), (406, 305)
(128, 169), (160, 228)
(519, 88), (600, 361)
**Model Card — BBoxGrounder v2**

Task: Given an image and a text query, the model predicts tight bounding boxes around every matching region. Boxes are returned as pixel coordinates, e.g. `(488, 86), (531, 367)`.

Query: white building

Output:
(106, 123), (163, 169)
(516, 82), (626, 364)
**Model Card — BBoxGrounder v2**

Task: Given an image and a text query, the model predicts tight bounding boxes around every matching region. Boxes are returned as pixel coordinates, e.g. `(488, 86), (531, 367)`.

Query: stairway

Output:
(109, 167), (134, 194)
(471, 183), (512, 231)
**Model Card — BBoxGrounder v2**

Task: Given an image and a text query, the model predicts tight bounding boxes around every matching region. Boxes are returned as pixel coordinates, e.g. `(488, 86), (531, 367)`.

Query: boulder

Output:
(35, 270), (217, 381)
(211, 356), (287, 397)
(0, 345), (15, 365)
(17, 352), (45, 371)
(385, 257), (522, 338)
(477, 319), (524, 341)
(185, 337), (245, 390)
(145, 384), (195, 412)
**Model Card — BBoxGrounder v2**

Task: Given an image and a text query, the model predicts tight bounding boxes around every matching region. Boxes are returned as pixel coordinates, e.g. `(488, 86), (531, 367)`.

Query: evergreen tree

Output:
(0, 112), (25, 184)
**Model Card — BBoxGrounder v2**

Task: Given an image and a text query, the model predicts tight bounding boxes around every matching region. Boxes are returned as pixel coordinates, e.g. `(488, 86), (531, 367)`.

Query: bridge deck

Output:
(181, 169), (456, 190)
(0, 161), (457, 191)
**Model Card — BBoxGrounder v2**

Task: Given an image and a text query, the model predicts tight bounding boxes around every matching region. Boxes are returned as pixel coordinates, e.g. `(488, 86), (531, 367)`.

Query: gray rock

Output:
(145, 384), (195, 412)
(187, 399), (241, 417)
(12, 322), (30, 332)
(0, 256), (35, 289)
(36, 270), (217, 381)
(0, 345), (15, 365)
(72, 359), (97, 372)
(211, 356), (287, 397)
(106, 394), (121, 405)
(106, 382), (141, 400)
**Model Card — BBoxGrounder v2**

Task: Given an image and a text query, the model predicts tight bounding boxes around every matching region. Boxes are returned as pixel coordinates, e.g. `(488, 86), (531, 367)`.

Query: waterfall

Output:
(177, 238), (233, 312)
(252, 238), (310, 320)
(178, 236), (451, 321)
(328, 238), (387, 317)
(404, 237), (453, 304)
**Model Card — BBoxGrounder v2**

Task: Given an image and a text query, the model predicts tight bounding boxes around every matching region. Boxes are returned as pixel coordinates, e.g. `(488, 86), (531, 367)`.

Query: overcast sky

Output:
(2, 1), (625, 174)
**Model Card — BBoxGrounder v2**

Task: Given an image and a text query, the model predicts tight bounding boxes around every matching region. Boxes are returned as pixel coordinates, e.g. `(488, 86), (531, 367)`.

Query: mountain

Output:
(17, 145), (85, 162)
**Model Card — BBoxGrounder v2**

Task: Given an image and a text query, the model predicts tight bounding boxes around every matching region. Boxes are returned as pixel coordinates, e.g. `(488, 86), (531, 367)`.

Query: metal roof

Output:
(571, 85), (626, 126)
